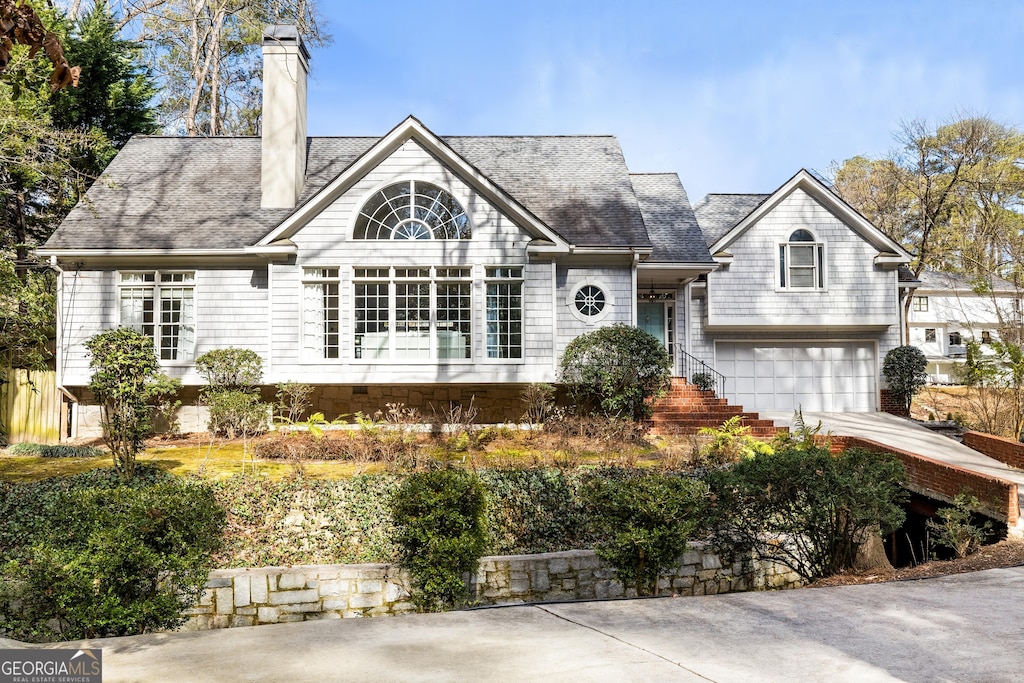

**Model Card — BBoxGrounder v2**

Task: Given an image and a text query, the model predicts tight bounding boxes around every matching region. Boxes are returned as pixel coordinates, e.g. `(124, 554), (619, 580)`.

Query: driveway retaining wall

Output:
(183, 545), (802, 631)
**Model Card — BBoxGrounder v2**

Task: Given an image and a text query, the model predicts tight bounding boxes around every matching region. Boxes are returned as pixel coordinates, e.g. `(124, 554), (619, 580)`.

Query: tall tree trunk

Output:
(208, 7), (225, 136)
(13, 191), (27, 283)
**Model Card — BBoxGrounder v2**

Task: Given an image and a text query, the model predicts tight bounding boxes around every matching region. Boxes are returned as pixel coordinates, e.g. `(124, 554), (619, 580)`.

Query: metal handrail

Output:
(678, 349), (726, 397)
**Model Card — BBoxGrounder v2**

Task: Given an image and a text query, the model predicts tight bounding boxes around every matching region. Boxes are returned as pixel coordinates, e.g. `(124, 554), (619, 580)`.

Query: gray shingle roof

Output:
(692, 193), (770, 248)
(918, 269), (1018, 293)
(46, 133), (653, 251)
(629, 174), (713, 263)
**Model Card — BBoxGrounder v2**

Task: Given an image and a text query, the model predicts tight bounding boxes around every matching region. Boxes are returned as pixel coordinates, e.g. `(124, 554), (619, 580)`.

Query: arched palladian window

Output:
(779, 228), (825, 289)
(354, 181), (471, 240)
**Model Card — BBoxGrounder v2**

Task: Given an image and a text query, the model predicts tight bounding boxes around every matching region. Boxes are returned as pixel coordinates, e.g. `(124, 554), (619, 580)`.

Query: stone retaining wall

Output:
(183, 545), (802, 631)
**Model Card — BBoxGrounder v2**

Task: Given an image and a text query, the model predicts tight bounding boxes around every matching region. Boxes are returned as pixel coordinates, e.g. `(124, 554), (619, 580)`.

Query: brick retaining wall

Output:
(963, 431), (1024, 471)
(182, 546), (802, 631)
(880, 389), (909, 417)
(828, 435), (1018, 525)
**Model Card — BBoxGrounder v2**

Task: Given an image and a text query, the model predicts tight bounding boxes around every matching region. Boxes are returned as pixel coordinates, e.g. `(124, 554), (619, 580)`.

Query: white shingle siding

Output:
(59, 270), (115, 385)
(555, 265), (634, 359)
(707, 189), (898, 328)
(688, 294), (714, 366)
(59, 268), (269, 386)
(263, 141), (557, 385)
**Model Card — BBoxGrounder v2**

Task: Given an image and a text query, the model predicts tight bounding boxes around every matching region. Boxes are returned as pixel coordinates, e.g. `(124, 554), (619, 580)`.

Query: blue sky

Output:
(306, 1), (1024, 202)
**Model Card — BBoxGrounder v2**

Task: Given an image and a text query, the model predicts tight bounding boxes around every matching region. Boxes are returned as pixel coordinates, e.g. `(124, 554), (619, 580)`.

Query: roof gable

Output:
(705, 170), (911, 260)
(258, 116), (572, 250)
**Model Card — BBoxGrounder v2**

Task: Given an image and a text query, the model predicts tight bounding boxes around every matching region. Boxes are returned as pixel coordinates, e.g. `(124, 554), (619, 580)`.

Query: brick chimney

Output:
(261, 25), (309, 209)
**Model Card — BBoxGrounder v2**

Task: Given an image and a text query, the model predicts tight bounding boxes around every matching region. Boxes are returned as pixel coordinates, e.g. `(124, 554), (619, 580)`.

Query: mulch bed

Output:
(809, 538), (1024, 587)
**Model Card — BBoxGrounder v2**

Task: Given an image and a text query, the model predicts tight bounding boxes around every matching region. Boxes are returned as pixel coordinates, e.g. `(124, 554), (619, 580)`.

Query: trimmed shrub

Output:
(882, 345), (928, 411)
(195, 348), (263, 390)
(691, 371), (716, 393)
(196, 347), (268, 438)
(390, 468), (488, 611)
(206, 390), (269, 439)
(559, 324), (671, 420)
(0, 468), (225, 641)
(85, 327), (163, 480)
(705, 447), (907, 581)
(582, 470), (706, 595)
(6, 442), (104, 458)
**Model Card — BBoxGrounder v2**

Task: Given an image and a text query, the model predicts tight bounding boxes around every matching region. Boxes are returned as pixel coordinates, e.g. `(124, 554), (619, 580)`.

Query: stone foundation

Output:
(307, 383), (531, 424)
(67, 383), (533, 440)
(182, 545), (802, 631)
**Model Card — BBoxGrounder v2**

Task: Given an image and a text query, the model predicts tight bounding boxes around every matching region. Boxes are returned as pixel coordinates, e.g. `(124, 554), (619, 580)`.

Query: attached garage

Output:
(715, 341), (877, 412)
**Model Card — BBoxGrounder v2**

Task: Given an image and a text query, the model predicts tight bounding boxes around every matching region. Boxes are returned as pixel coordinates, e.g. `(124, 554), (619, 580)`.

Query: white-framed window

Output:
(569, 279), (614, 323)
(981, 330), (993, 345)
(575, 285), (605, 317)
(913, 296), (929, 312)
(302, 268), (340, 359)
(118, 271), (196, 361)
(486, 266), (523, 359)
(949, 331), (963, 346)
(925, 328), (936, 343)
(351, 266), (473, 360)
(779, 229), (824, 290)
(353, 181), (471, 240)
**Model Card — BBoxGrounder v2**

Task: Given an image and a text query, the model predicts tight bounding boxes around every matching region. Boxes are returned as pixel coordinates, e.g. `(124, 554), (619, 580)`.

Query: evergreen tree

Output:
(52, 4), (158, 151)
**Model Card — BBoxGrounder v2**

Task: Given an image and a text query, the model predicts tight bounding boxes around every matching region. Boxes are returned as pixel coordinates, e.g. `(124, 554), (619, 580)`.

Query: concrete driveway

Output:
(18, 567), (1024, 682)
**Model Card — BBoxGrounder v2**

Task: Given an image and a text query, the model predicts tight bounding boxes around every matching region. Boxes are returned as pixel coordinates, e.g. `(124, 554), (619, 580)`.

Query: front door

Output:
(637, 301), (666, 346)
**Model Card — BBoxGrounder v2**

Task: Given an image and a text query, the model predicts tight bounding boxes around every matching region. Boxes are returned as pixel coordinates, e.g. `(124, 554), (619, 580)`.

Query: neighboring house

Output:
(39, 27), (913, 438)
(907, 270), (1023, 384)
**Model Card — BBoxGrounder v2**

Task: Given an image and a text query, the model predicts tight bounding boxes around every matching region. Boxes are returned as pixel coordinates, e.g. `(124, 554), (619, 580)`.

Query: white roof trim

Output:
(709, 169), (912, 260)
(257, 116), (571, 252)
(38, 247), (294, 257)
(637, 262), (718, 271)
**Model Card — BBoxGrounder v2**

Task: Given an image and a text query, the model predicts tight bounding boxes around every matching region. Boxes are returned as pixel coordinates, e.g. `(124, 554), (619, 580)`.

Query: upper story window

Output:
(354, 181), (471, 240)
(119, 271), (196, 361)
(913, 296), (929, 312)
(779, 229), (824, 290)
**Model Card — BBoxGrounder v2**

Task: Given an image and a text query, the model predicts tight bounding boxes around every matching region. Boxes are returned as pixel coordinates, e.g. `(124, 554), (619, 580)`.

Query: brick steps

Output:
(650, 378), (787, 437)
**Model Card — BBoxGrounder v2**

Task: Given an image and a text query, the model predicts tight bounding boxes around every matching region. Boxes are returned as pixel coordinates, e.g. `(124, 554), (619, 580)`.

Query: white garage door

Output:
(715, 342), (877, 412)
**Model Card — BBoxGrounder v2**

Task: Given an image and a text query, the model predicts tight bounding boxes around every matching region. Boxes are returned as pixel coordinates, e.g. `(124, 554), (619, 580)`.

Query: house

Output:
(907, 270), (1023, 384)
(691, 180), (912, 413)
(38, 26), (913, 438)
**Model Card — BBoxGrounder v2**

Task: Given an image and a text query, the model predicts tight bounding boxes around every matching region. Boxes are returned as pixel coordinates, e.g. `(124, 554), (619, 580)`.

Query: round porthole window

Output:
(574, 285), (606, 317)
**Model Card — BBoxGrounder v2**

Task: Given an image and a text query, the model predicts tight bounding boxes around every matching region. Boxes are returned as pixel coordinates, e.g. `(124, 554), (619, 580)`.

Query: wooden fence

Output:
(0, 369), (61, 445)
